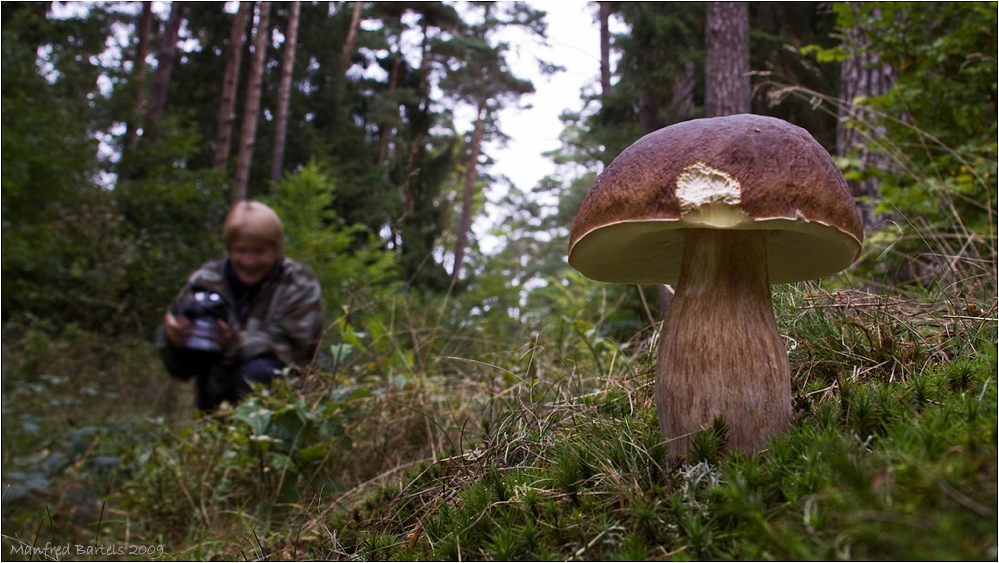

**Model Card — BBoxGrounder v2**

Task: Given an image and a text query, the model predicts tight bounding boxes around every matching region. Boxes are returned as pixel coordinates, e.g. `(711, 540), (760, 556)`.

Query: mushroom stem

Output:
(656, 228), (791, 458)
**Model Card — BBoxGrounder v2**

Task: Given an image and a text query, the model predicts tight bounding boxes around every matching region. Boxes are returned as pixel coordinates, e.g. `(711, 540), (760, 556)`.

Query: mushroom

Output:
(568, 114), (863, 457)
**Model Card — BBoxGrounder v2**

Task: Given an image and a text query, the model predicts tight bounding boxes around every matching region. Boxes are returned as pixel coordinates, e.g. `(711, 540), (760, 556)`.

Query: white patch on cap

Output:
(675, 162), (749, 228)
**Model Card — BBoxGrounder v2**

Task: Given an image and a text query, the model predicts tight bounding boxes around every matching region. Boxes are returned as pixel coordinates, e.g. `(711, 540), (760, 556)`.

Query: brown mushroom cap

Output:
(568, 114), (864, 285)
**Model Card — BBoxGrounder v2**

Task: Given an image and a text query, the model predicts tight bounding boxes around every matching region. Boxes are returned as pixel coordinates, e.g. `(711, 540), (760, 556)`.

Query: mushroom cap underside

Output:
(568, 114), (864, 284)
(568, 218), (862, 284)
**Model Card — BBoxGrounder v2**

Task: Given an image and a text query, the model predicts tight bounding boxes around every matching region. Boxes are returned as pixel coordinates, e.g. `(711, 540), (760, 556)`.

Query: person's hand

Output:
(164, 312), (190, 347)
(216, 319), (232, 348)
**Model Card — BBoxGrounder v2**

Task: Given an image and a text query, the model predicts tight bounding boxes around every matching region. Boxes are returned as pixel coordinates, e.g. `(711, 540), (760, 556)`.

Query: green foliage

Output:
(113, 120), (232, 333)
(857, 2), (996, 228)
(1, 23), (97, 220)
(609, 2), (705, 134)
(0, 321), (180, 550)
(806, 2), (998, 286)
(264, 162), (400, 318)
(2, 189), (130, 333)
(109, 378), (372, 543)
(2, 6), (115, 331)
(3, 116), (229, 335)
(317, 287), (996, 562)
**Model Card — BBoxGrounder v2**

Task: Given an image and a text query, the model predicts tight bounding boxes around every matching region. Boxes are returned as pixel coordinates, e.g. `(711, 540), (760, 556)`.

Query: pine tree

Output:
(270, 1), (300, 185)
(705, 1), (750, 117)
(441, 2), (543, 286)
(233, 1), (271, 202)
(213, 1), (251, 170)
(143, 1), (187, 143)
(124, 1), (153, 153)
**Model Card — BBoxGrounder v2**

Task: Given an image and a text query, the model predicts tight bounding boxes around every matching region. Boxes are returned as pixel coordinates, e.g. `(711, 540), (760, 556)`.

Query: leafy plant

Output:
(265, 162), (399, 321)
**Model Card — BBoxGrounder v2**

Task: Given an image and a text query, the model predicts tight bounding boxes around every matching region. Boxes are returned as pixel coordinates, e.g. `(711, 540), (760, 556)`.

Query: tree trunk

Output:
(400, 26), (433, 221)
(671, 60), (696, 118)
(451, 101), (486, 287)
(341, 1), (365, 72)
(143, 1), (186, 144)
(838, 3), (894, 230)
(124, 1), (153, 153)
(233, 1), (271, 203)
(376, 54), (402, 168)
(214, 1), (252, 170)
(705, 1), (750, 117)
(599, 1), (612, 99)
(637, 88), (659, 136)
(270, 0), (301, 186)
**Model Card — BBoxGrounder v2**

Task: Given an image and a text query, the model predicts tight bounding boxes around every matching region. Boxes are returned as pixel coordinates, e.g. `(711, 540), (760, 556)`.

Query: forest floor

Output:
(1, 281), (996, 561)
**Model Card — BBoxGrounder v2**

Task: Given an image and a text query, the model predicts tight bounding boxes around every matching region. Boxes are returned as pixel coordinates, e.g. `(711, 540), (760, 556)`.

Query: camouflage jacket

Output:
(157, 255), (323, 378)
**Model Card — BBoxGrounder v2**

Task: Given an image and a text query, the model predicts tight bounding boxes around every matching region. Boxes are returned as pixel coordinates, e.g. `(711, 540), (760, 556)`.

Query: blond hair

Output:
(223, 201), (284, 252)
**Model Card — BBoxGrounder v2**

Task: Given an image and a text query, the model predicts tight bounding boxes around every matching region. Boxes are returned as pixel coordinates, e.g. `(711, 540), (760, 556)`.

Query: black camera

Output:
(173, 290), (230, 354)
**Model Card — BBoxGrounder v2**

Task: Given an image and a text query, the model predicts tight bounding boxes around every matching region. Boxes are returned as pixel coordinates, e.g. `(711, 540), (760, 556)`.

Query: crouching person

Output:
(157, 201), (323, 412)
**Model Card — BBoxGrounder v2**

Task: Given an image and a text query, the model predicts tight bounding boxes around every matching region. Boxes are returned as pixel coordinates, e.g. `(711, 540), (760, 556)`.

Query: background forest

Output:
(2, 1), (996, 561)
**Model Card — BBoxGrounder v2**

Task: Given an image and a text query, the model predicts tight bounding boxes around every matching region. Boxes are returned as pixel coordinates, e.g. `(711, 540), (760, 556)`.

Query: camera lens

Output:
(173, 290), (229, 354)
(185, 317), (223, 353)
